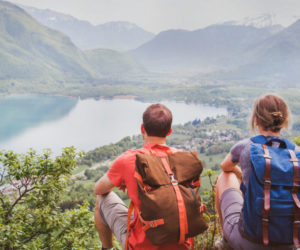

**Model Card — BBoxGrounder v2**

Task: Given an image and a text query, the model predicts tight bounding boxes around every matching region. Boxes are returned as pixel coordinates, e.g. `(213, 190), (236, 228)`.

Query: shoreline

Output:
(0, 92), (229, 110)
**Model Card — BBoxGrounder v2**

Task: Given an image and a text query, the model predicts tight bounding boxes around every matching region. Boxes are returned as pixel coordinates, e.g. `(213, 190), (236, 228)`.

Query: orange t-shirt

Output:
(107, 144), (188, 250)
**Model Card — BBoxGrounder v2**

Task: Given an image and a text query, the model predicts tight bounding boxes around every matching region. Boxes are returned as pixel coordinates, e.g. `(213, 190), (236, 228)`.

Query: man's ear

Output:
(141, 124), (145, 134)
(166, 128), (172, 136)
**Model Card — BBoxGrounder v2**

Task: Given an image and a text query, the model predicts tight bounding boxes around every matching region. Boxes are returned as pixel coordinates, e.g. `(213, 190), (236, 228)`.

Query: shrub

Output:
(0, 148), (100, 249)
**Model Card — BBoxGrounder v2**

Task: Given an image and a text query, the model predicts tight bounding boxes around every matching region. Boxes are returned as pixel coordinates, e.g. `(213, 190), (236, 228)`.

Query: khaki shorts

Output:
(99, 192), (133, 249)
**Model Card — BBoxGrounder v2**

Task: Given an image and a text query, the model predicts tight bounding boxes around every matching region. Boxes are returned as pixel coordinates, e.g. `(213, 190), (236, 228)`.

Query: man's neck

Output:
(144, 136), (167, 146)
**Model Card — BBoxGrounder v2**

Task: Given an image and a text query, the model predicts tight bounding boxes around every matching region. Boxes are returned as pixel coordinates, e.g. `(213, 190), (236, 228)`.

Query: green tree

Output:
(295, 136), (300, 147)
(0, 147), (99, 249)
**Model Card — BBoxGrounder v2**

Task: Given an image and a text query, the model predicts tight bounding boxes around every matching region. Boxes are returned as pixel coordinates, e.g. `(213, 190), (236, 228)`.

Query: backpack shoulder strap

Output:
(125, 201), (134, 250)
(283, 139), (296, 150)
(251, 135), (267, 144)
(251, 135), (295, 150)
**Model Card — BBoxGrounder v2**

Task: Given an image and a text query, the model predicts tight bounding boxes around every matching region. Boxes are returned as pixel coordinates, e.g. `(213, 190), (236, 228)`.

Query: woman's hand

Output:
(232, 165), (242, 181)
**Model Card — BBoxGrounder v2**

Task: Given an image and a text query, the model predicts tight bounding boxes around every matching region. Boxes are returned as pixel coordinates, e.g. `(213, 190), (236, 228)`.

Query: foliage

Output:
(206, 142), (234, 155)
(63, 181), (96, 211)
(295, 136), (300, 146)
(84, 166), (109, 181)
(226, 119), (247, 129)
(80, 136), (143, 166)
(0, 148), (100, 249)
(195, 169), (221, 249)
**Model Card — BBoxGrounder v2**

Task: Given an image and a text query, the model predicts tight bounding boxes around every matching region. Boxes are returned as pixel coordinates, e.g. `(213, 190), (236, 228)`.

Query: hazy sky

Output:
(8, 0), (300, 33)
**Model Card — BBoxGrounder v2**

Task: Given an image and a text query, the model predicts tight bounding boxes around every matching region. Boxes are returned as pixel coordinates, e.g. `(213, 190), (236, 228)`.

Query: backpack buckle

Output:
(169, 175), (178, 185)
(144, 186), (152, 192)
(294, 220), (300, 226)
(263, 154), (272, 159)
(149, 221), (157, 228)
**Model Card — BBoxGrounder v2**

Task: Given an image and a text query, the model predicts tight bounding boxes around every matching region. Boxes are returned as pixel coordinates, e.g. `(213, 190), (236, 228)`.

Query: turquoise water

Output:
(0, 95), (227, 154)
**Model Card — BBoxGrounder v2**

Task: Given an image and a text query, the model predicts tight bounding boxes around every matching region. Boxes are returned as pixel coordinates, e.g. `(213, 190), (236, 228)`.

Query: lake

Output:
(0, 95), (227, 154)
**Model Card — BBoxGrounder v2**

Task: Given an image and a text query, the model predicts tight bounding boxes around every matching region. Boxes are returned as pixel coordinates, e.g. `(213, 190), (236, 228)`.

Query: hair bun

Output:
(271, 112), (283, 126)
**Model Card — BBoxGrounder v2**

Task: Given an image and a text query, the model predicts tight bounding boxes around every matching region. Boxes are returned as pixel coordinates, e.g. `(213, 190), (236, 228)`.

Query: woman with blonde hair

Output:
(215, 94), (300, 249)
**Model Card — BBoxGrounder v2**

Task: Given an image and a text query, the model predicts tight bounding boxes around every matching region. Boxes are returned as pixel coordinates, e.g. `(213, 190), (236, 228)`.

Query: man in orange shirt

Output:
(94, 104), (188, 250)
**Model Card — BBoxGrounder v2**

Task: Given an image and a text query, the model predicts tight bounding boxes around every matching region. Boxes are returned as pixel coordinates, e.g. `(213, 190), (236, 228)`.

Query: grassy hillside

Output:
(84, 49), (145, 77)
(0, 0), (144, 85)
(0, 1), (94, 81)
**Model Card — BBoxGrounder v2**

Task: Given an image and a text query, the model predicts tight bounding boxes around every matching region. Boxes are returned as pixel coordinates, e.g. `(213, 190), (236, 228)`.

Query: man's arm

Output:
(221, 153), (242, 180)
(94, 174), (115, 195)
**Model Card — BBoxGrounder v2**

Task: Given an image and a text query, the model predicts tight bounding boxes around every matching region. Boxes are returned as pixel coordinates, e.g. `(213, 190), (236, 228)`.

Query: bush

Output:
(195, 169), (221, 249)
(0, 148), (100, 249)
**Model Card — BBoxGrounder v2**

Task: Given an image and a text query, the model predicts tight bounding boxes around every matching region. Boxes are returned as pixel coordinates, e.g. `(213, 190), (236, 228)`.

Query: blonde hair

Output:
(250, 94), (290, 133)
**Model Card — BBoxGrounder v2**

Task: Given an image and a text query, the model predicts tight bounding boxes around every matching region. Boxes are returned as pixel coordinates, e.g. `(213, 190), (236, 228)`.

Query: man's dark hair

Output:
(143, 104), (172, 138)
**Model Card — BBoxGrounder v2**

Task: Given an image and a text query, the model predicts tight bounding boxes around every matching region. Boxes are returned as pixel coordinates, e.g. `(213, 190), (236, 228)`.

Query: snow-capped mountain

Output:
(239, 14), (277, 28)
(222, 14), (283, 33)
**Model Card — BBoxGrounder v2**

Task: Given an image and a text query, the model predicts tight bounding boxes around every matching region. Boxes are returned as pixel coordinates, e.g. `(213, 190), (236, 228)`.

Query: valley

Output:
(1, 0), (300, 248)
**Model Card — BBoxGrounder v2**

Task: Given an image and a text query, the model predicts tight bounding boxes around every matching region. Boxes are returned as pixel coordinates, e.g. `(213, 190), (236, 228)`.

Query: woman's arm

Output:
(221, 153), (242, 180)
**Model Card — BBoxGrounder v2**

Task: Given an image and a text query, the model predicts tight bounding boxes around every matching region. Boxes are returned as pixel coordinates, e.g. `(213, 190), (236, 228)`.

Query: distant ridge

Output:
(212, 19), (300, 84)
(0, 0), (144, 83)
(130, 18), (300, 84)
(21, 5), (155, 51)
(130, 24), (273, 73)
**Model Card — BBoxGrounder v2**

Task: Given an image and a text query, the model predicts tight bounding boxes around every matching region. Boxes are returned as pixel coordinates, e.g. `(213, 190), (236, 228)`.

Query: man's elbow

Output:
(94, 175), (114, 195)
(94, 180), (103, 195)
(94, 187), (112, 196)
(94, 187), (100, 195)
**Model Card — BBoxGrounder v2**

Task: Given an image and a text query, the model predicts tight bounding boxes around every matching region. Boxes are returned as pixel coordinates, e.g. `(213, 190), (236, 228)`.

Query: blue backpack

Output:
(243, 135), (300, 247)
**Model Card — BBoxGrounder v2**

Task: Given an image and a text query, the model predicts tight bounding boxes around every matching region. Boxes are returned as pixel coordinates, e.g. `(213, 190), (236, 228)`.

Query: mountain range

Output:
(205, 19), (300, 83)
(21, 5), (155, 51)
(0, 0), (144, 83)
(1, 0), (300, 86)
(130, 18), (300, 83)
(130, 24), (275, 73)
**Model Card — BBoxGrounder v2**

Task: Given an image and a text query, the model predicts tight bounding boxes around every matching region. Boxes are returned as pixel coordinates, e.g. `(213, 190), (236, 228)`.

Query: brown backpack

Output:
(125, 147), (208, 248)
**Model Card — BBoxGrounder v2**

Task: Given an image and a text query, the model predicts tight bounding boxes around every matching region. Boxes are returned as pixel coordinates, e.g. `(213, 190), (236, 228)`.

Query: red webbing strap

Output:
(138, 213), (165, 231)
(288, 149), (300, 248)
(161, 157), (173, 175)
(262, 144), (272, 246)
(184, 237), (194, 250)
(191, 179), (201, 187)
(125, 201), (134, 250)
(161, 157), (188, 244)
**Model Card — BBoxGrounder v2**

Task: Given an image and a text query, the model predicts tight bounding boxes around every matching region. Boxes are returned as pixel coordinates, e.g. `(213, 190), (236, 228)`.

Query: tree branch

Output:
(0, 170), (4, 183)
(0, 196), (5, 207)
(5, 184), (36, 224)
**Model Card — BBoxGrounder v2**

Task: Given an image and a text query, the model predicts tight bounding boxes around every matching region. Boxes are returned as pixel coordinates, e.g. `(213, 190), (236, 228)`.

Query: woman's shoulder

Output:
(230, 138), (252, 162)
(231, 138), (253, 151)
